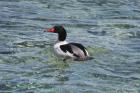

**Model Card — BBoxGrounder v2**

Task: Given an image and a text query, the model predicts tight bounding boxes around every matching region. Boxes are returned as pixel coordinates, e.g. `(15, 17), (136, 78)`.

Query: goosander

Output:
(44, 25), (92, 61)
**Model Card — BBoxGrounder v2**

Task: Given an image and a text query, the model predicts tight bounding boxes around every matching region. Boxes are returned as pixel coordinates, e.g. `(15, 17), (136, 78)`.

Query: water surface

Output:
(0, 0), (140, 93)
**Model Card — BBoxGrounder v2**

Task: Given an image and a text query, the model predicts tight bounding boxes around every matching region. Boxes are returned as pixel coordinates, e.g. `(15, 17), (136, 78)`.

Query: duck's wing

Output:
(60, 43), (89, 59)
(69, 43), (88, 56)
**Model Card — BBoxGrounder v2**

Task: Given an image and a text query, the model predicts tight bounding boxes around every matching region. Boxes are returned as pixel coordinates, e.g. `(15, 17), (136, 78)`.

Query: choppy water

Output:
(0, 0), (140, 93)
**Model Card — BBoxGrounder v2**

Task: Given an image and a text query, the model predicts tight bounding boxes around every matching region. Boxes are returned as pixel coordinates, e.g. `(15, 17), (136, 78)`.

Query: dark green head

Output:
(45, 25), (67, 41)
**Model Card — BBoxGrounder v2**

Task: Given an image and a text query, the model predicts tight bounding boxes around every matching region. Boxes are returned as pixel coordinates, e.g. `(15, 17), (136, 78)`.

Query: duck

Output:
(44, 25), (92, 61)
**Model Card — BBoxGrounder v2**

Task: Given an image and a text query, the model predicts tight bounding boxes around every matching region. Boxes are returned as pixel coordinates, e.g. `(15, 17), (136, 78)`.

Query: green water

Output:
(0, 0), (140, 93)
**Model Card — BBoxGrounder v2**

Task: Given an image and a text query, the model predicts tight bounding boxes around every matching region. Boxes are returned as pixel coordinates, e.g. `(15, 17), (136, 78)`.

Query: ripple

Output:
(0, 0), (140, 93)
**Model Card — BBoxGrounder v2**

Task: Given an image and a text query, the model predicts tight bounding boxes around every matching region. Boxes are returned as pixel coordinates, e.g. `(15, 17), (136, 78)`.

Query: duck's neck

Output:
(58, 31), (67, 41)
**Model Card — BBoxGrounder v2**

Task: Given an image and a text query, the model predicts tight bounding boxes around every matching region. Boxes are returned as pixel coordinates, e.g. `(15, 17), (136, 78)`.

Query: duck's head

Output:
(44, 25), (67, 41)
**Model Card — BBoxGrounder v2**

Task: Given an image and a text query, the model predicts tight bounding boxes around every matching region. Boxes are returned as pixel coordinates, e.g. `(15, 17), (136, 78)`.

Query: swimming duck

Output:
(44, 25), (92, 61)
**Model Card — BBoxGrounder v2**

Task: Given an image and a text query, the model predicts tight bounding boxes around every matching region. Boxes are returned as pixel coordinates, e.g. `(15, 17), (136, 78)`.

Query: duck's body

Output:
(54, 41), (89, 61)
(44, 26), (91, 61)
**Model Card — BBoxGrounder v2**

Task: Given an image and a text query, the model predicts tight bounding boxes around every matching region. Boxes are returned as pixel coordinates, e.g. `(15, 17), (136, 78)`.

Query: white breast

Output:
(53, 41), (74, 58)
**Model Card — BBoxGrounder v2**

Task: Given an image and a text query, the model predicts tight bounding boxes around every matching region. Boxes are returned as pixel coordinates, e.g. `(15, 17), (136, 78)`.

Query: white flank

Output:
(54, 41), (74, 58)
